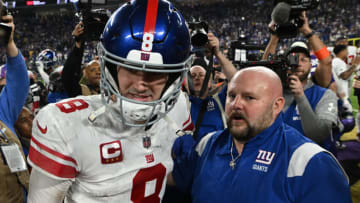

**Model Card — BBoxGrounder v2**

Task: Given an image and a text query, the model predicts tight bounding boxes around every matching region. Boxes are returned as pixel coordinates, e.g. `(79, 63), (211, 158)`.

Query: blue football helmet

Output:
(98, 0), (192, 127)
(36, 49), (58, 72)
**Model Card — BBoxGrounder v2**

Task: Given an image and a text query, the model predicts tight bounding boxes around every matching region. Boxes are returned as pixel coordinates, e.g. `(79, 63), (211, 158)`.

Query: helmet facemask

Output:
(98, 42), (192, 127)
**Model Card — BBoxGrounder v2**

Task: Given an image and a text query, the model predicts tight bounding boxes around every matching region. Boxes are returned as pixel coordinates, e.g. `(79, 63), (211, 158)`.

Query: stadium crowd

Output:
(0, 0), (360, 202)
(6, 0), (360, 66)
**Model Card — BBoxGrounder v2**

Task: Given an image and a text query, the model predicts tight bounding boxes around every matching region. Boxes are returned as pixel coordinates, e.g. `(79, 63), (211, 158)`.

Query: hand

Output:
(73, 22), (84, 48)
(353, 76), (360, 88)
(72, 22), (84, 37)
(207, 32), (220, 56)
(1, 14), (14, 43)
(2, 14), (17, 57)
(298, 11), (312, 35)
(288, 74), (305, 98)
(35, 61), (44, 71)
(268, 20), (276, 33)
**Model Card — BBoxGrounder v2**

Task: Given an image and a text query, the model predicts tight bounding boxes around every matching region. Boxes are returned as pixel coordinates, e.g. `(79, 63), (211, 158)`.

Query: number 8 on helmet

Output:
(98, 0), (192, 127)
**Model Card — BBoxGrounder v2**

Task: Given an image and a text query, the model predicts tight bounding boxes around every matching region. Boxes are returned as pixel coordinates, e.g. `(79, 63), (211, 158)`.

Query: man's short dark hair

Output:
(333, 44), (347, 55)
(336, 36), (347, 43)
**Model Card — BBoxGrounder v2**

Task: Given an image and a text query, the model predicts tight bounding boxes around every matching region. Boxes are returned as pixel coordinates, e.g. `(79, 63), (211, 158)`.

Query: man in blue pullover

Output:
(171, 66), (351, 203)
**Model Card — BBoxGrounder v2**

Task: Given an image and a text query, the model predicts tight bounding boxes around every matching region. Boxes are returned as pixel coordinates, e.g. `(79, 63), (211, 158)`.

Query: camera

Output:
(0, 1), (11, 47)
(228, 38), (266, 63)
(188, 18), (209, 48)
(272, 0), (320, 38)
(229, 42), (299, 88)
(74, 1), (110, 41)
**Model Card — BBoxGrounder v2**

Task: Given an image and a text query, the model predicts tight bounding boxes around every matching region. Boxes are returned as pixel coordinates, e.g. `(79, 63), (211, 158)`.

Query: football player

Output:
(35, 49), (58, 87)
(27, 0), (193, 202)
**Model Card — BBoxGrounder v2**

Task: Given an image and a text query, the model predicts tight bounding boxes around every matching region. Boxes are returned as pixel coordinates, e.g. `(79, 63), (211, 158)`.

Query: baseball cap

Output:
(336, 36), (347, 42)
(288, 41), (310, 58)
(191, 57), (208, 71)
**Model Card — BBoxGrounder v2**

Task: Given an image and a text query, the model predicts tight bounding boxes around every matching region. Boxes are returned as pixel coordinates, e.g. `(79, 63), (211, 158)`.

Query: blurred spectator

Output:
(47, 66), (69, 103)
(14, 107), (34, 154)
(0, 12), (30, 203)
(332, 44), (356, 109)
(35, 48), (59, 87)
(0, 64), (6, 91)
(26, 70), (48, 114)
(62, 22), (100, 97)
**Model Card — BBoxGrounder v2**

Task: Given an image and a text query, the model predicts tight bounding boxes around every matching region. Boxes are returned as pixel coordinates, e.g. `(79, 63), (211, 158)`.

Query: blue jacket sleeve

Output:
(0, 52), (29, 128)
(292, 152), (352, 203)
(172, 134), (198, 193)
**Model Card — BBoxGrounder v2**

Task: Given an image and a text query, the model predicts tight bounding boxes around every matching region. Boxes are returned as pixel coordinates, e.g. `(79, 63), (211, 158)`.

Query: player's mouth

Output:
(128, 93), (152, 102)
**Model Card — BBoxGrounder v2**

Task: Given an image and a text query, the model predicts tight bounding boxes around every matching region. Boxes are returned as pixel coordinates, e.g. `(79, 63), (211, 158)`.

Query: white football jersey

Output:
(28, 92), (192, 203)
(332, 57), (351, 98)
(346, 45), (358, 66)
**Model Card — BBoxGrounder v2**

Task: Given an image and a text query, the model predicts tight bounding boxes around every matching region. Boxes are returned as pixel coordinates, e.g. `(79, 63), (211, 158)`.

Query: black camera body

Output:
(228, 42), (266, 63)
(74, 1), (110, 42)
(188, 19), (209, 48)
(0, 1), (11, 47)
(230, 42), (299, 88)
(272, 0), (320, 38)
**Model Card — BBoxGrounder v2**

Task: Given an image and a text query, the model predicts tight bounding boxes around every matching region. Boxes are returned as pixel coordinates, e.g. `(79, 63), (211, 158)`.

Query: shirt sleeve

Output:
(172, 139), (199, 193)
(292, 152), (352, 203)
(315, 89), (338, 124)
(0, 52), (29, 125)
(61, 45), (84, 97)
(332, 58), (348, 76)
(28, 169), (72, 203)
(27, 105), (79, 180)
(296, 89), (337, 144)
(172, 131), (216, 193)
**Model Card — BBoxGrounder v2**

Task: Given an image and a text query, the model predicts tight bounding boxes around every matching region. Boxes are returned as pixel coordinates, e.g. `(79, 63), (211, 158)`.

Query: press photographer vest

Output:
(0, 120), (29, 203)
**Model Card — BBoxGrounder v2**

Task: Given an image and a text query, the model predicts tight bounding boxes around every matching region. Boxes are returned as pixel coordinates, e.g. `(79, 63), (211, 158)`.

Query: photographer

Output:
(263, 11), (333, 88)
(262, 11), (338, 144)
(0, 10), (30, 203)
(61, 21), (100, 97)
(165, 32), (236, 203)
(186, 32), (237, 141)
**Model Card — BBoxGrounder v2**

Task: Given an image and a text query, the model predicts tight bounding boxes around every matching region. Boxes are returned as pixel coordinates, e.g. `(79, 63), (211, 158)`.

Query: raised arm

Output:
(298, 11), (332, 88)
(207, 33), (237, 80)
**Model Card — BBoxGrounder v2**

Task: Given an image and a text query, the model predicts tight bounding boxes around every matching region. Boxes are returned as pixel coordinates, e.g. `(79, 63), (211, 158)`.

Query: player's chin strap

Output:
(88, 106), (107, 123)
(88, 66), (118, 123)
(163, 115), (193, 137)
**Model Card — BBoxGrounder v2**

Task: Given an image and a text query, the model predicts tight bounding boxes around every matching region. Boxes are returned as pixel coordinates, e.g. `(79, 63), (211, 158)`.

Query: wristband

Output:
(314, 46), (330, 60)
(304, 31), (315, 39)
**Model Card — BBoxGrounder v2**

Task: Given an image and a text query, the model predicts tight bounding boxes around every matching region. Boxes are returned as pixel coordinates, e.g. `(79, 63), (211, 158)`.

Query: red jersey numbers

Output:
(56, 99), (89, 113)
(131, 164), (166, 203)
(100, 140), (123, 164)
